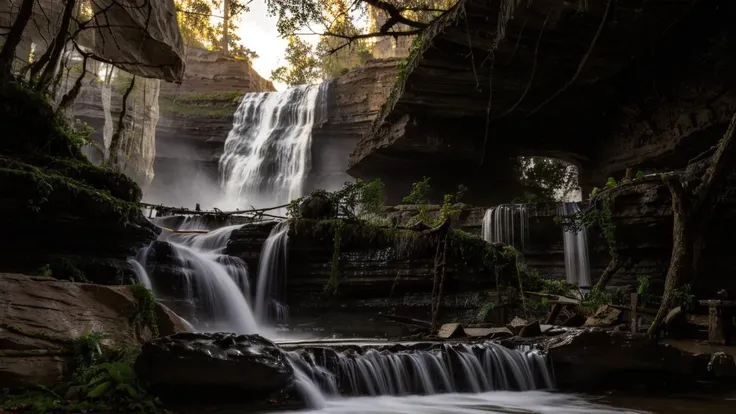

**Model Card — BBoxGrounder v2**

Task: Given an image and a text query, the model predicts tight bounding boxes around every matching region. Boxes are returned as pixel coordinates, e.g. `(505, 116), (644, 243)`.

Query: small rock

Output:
(708, 352), (736, 378)
(437, 323), (466, 339)
(507, 317), (529, 334)
(464, 327), (513, 339)
(518, 321), (542, 338)
(584, 305), (622, 327)
(298, 193), (334, 219)
(561, 313), (585, 327)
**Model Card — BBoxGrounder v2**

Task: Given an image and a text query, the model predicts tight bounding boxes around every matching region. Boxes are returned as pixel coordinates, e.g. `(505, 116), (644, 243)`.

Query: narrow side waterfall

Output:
(557, 202), (591, 289)
(482, 204), (529, 250)
(255, 222), (290, 322)
(219, 83), (329, 209)
(287, 342), (553, 397)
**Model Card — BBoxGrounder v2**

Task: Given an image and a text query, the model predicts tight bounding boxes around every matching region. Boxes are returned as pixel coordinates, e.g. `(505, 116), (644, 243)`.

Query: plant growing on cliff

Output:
(131, 284), (159, 338)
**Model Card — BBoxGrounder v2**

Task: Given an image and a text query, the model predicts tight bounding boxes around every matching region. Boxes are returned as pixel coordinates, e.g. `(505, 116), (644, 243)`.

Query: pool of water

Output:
(277, 392), (645, 414)
(270, 390), (736, 414)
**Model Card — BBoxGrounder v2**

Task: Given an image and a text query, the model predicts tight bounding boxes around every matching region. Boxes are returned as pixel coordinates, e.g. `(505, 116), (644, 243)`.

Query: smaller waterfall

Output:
(255, 222), (290, 322)
(287, 342), (553, 397)
(557, 203), (591, 289)
(132, 219), (258, 334)
(127, 257), (152, 291)
(482, 204), (529, 250)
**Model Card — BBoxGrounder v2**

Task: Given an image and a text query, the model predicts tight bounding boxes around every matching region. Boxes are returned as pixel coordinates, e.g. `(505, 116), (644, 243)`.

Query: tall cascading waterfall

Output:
(482, 204), (529, 250)
(557, 202), (591, 289)
(219, 83), (330, 211)
(286, 342), (553, 397)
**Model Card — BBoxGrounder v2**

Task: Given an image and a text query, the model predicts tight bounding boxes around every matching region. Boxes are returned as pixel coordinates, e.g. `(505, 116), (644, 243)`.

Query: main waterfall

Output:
(219, 83), (329, 209)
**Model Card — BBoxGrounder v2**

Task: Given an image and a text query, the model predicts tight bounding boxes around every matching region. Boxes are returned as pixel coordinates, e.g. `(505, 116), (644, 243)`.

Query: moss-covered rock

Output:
(0, 80), (156, 283)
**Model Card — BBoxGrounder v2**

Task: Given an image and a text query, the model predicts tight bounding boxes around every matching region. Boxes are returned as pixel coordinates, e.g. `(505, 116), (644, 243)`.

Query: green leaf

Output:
(87, 380), (111, 398)
(116, 382), (139, 398)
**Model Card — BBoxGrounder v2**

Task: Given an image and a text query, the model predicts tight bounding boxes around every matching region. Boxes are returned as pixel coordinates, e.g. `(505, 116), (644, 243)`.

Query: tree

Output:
(0, 0), (36, 79)
(176, 0), (259, 62)
(315, 0), (373, 79)
(648, 113), (736, 336)
(265, 0), (456, 55)
(515, 157), (579, 202)
(271, 36), (321, 86)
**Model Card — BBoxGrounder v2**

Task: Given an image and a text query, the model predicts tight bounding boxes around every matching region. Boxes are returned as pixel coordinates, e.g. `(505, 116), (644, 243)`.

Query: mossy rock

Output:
(0, 80), (86, 160)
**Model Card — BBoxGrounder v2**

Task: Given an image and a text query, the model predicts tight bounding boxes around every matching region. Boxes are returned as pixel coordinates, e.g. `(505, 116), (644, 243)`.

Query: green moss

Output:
(159, 96), (238, 119)
(0, 79), (87, 160)
(0, 323), (67, 344)
(175, 91), (244, 103)
(0, 159), (141, 223)
(130, 284), (159, 338)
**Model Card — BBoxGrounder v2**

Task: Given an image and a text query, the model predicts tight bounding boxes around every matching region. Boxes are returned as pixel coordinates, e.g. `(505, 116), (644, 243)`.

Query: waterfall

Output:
(482, 204), (528, 250)
(286, 342), (553, 397)
(130, 219), (258, 334)
(254, 222), (290, 322)
(557, 202), (591, 289)
(219, 83), (330, 210)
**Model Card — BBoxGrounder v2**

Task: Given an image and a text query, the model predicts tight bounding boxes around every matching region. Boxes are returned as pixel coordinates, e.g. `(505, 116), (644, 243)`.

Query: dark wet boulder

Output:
(546, 328), (710, 391)
(135, 332), (294, 403)
(297, 192), (334, 219)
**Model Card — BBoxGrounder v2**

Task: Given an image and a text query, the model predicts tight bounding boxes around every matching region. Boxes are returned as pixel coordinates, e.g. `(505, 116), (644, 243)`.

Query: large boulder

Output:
(546, 328), (710, 390)
(135, 333), (294, 403)
(0, 274), (187, 389)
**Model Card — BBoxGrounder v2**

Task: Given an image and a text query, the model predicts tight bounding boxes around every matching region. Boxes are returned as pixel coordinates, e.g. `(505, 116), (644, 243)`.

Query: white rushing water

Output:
(130, 218), (258, 334)
(254, 221), (290, 322)
(219, 83), (329, 210)
(482, 204), (529, 250)
(287, 342), (553, 397)
(557, 202), (591, 289)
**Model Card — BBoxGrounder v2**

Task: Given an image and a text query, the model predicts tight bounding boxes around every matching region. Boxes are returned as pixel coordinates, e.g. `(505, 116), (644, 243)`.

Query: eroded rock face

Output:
(0, 274), (187, 389)
(135, 332), (293, 402)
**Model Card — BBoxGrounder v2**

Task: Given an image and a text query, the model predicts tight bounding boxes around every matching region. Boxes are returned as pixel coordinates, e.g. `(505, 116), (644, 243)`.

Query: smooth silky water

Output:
(126, 85), (701, 413)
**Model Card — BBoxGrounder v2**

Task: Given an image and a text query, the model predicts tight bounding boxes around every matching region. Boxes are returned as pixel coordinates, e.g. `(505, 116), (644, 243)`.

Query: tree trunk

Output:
(0, 0), (36, 79)
(222, 0), (230, 54)
(431, 233), (448, 332)
(593, 254), (623, 291)
(35, 0), (76, 92)
(107, 76), (136, 168)
(57, 54), (88, 112)
(648, 175), (692, 337)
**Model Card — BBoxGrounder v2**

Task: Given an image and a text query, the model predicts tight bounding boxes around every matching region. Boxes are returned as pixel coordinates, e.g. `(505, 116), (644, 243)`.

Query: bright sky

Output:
(228, 2), (370, 91)
(231, 2), (319, 91)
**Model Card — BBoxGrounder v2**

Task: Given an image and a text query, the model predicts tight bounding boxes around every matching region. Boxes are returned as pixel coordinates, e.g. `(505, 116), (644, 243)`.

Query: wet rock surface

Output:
(545, 328), (716, 390)
(135, 333), (294, 403)
(0, 274), (187, 389)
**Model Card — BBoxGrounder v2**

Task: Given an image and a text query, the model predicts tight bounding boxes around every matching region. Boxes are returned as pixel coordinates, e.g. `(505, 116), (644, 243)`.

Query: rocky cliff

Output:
(348, 0), (736, 205)
(307, 59), (399, 193)
(222, 219), (511, 337)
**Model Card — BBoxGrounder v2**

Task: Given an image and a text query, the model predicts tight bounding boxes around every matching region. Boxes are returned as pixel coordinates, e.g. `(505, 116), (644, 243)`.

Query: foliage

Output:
(555, 196), (616, 257)
(287, 179), (386, 221)
(37, 264), (53, 277)
(271, 36), (322, 86)
(515, 157), (579, 202)
(176, 0), (258, 62)
(672, 284), (695, 311)
(635, 170), (645, 179)
(541, 279), (576, 296)
(583, 286), (613, 310)
(605, 176), (618, 188)
(131, 284), (159, 338)
(327, 219), (344, 293)
(71, 331), (107, 373)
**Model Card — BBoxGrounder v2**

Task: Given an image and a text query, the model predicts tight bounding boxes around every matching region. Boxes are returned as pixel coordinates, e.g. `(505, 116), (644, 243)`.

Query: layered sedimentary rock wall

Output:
(222, 219), (509, 336)
(348, 0), (736, 204)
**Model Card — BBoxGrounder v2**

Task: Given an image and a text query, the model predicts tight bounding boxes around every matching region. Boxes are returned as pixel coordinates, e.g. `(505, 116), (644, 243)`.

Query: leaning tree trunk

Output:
(647, 176), (693, 337)
(593, 254), (623, 291)
(648, 112), (736, 337)
(0, 0), (36, 79)
(107, 76), (136, 168)
(34, 0), (76, 92)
